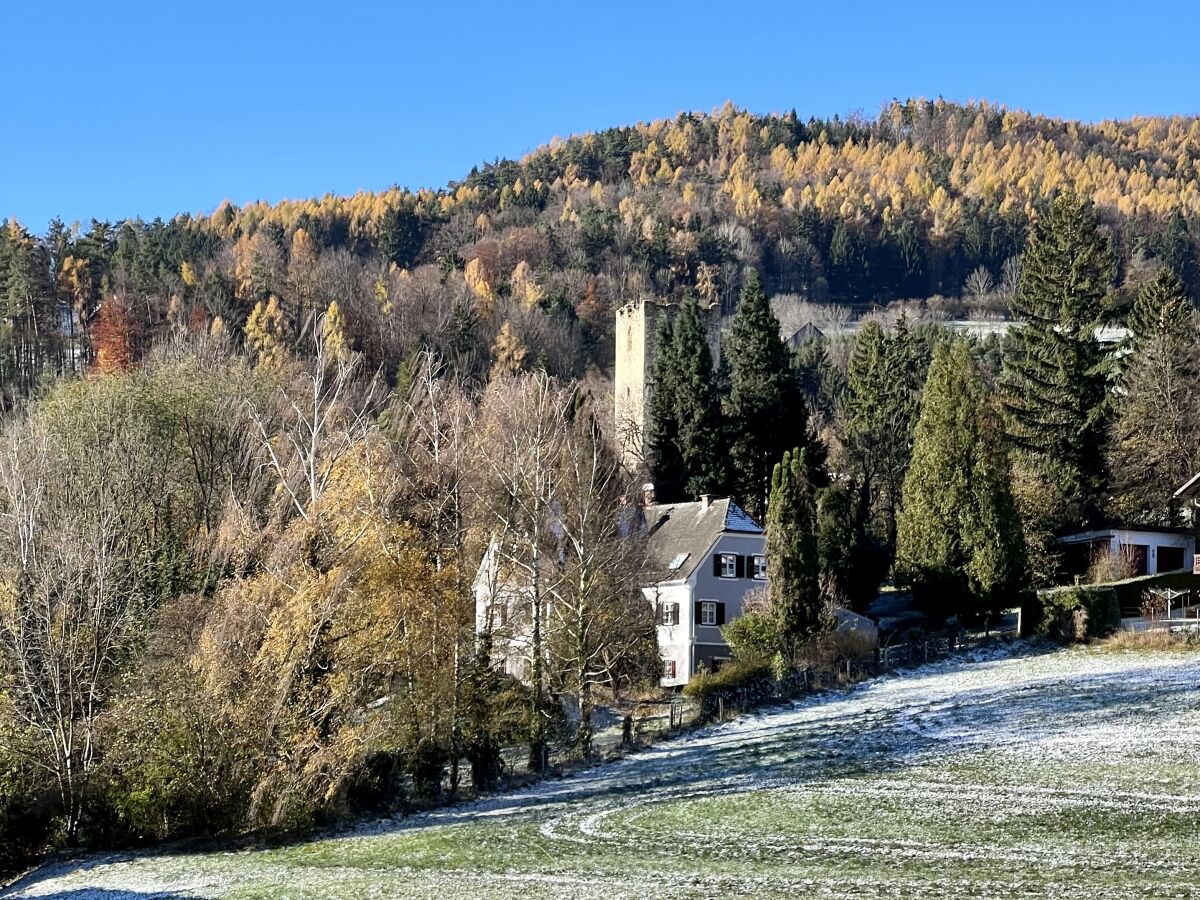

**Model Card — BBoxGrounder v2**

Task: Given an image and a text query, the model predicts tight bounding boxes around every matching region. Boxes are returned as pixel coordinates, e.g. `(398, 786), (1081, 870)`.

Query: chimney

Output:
(642, 482), (656, 505)
(699, 493), (711, 511)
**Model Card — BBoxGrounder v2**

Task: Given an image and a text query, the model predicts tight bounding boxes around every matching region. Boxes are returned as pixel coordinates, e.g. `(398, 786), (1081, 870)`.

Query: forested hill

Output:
(2, 99), (1199, 400)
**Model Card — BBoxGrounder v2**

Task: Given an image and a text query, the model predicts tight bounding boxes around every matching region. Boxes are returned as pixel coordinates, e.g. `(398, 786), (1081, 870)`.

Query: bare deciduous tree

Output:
(0, 420), (150, 839)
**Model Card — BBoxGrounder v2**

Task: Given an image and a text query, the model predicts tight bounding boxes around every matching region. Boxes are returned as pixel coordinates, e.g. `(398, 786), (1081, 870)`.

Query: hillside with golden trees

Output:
(1, 99), (1198, 402)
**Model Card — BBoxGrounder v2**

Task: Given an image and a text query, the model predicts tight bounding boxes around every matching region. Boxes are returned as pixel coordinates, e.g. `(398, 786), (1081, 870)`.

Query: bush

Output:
(801, 628), (879, 671)
(407, 739), (447, 801)
(0, 753), (60, 877)
(683, 658), (774, 708)
(86, 668), (255, 847)
(1036, 585), (1121, 641)
(340, 750), (405, 816)
(720, 610), (779, 661)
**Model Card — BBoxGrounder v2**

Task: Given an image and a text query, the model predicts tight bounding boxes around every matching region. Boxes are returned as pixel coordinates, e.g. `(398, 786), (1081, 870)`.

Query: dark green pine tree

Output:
(767, 447), (822, 660)
(1109, 268), (1200, 523)
(897, 341), (1027, 620)
(725, 270), (822, 519)
(843, 315), (927, 560)
(1149, 208), (1197, 301)
(645, 312), (686, 501)
(671, 294), (729, 498)
(1000, 192), (1115, 528)
(816, 482), (886, 614)
(1127, 267), (1194, 352)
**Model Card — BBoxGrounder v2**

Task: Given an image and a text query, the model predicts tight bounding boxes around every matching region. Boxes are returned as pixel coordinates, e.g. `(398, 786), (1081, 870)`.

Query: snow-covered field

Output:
(7, 645), (1200, 899)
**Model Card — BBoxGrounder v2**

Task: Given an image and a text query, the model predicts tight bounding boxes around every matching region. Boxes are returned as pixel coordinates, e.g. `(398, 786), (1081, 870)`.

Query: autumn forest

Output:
(3, 98), (1200, 875)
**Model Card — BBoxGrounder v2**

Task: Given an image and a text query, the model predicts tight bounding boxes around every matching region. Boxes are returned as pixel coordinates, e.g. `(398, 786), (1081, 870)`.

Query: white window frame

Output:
(486, 603), (507, 627)
(719, 553), (737, 579)
(753, 555), (767, 580)
(700, 600), (718, 626)
(659, 602), (678, 626)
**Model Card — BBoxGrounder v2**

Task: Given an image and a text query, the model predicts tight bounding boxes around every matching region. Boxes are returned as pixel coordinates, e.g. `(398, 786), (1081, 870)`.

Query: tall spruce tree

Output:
(1001, 192), (1115, 528)
(725, 270), (821, 518)
(645, 313), (686, 500)
(767, 447), (822, 660)
(1109, 268), (1200, 523)
(843, 316), (923, 557)
(671, 294), (729, 498)
(897, 341), (1027, 619)
(816, 482), (884, 614)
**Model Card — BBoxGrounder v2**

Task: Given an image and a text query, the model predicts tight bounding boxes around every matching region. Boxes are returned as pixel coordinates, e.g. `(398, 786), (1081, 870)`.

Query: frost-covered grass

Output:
(8, 644), (1200, 899)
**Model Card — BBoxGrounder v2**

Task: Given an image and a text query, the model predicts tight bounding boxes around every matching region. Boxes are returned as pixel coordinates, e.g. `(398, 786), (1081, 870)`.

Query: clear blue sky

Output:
(2, 0), (1198, 232)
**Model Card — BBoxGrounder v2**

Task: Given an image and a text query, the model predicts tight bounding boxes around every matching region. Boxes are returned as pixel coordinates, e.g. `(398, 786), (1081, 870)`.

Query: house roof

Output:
(1175, 471), (1200, 500)
(1058, 525), (1195, 544)
(788, 323), (824, 348)
(642, 497), (762, 582)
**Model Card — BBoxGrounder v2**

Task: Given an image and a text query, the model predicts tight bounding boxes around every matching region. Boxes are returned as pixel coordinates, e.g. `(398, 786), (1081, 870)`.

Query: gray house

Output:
(641, 495), (767, 686)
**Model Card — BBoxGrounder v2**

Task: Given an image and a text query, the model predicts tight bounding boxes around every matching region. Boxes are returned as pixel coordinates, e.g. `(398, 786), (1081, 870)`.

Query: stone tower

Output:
(614, 298), (721, 472)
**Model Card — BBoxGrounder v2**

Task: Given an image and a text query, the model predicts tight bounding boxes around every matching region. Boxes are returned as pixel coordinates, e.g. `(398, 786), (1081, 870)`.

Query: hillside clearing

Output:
(7, 645), (1200, 899)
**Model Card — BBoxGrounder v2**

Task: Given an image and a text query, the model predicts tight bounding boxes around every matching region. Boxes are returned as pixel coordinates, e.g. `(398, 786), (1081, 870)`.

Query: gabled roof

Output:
(642, 497), (762, 582)
(788, 322), (824, 347)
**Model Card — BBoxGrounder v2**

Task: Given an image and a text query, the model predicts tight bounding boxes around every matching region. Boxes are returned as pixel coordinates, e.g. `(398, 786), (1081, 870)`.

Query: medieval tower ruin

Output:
(614, 297), (721, 471)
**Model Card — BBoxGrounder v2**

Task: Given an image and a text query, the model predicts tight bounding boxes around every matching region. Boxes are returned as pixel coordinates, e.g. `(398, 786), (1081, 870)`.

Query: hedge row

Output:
(1105, 571), (1200, 618)
(1028, 571), (1200, 641)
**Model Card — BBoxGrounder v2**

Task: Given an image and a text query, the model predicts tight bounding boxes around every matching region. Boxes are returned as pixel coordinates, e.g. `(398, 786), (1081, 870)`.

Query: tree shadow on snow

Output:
(0, 851), (201, 900)
(356, 644), (1200, 838)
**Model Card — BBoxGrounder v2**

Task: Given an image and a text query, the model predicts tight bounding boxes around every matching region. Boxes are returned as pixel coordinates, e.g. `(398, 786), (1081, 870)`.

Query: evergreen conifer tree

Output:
(816, 483), (884, 613)
(1001, 192), (1115, 528)
(1109, 268), (1200, 522)
(645, 313), (686, 500)
(766, 447), (822, 660)
(725, 271), (821, 518)
(843, 315), (926, 560)
(897, 341), (1027, 619)
(671, 294), (728, 498)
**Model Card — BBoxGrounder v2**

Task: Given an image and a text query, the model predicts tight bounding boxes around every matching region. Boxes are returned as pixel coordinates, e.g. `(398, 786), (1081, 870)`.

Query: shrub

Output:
(720, 610), (779, 661)
(407, 740), (447, 801)
(802, 628), (878, 671)
(1036, 585), (1121, 641)
(0, 751), (60, 877)
(682, 658), (773, 703)
(1086, 546), (1140, 584)
(340, 750), (406, 816)
(85, 667), (255, 847)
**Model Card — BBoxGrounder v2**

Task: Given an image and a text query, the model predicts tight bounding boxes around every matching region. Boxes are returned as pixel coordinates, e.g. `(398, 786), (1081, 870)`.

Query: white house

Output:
(1057, 526), (1195, 577)
(472, 494), (768, 687)
(473, 491), (874, 689)
(472, 537), (535, 680)
(641, 495), (768, 687)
